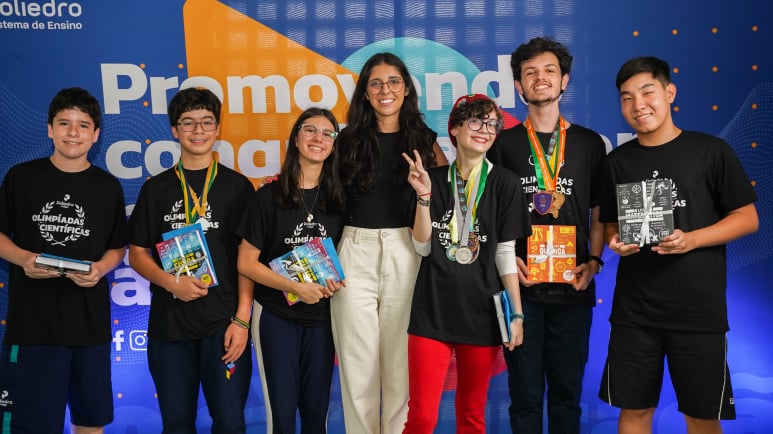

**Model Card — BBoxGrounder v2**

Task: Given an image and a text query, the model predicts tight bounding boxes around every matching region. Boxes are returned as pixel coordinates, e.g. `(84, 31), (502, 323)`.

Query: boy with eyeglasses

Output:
(488, 36), (607, 434)
(0, 87), (127, 434)
(128, 87), (255, 433)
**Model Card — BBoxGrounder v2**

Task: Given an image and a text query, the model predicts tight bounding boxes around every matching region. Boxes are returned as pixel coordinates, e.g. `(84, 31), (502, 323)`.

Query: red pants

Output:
(402, 334), (500, 434)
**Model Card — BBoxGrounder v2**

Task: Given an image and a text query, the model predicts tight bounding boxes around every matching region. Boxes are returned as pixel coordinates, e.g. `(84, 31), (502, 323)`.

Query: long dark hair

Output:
(339, 52), (437, 194)
(275, 108), (345, 215)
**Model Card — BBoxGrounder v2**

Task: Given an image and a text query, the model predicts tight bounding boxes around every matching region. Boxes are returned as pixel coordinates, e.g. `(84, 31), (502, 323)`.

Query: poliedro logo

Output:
(0, 0), (82, 17)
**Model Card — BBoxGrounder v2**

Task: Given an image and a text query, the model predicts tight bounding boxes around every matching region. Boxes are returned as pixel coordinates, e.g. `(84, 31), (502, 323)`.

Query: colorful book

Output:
(155, 223), (218, 287)
(616, 179), (675, 246)
(526, 224), (577, 283)
(269, 237), (345, 305)
(35, 253), (92, 275)
(493, 289), (514, 343)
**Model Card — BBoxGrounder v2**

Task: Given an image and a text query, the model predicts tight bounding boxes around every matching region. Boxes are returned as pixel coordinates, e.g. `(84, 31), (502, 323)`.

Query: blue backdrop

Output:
(1, 0), (771, 432)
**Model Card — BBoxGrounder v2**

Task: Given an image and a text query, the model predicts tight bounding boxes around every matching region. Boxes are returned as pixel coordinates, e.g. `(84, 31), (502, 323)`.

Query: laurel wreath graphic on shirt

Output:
(438, 209), (454, 248)
(38, 198), (86, 246)
(292, 222), (328, 238)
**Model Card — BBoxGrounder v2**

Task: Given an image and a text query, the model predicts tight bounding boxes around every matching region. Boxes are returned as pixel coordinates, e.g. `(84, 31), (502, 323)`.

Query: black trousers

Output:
(503, 300), (592, 434)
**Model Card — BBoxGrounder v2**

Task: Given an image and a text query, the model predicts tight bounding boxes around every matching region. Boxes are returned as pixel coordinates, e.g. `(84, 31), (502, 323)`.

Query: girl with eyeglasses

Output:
(331, 52), (448, 434)
(237, 108), (345, 433)
(401, 94), (530, 433)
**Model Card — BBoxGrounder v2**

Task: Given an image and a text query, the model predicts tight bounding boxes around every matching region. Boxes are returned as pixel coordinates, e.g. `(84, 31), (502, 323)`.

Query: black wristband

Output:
(589, 255), (604, 273)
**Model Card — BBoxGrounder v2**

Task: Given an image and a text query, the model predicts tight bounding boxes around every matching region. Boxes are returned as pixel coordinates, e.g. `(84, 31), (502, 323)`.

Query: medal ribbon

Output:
(448, 159), (490, 245)
(174, 156), (218, 225)
(524, 115), (567, 191)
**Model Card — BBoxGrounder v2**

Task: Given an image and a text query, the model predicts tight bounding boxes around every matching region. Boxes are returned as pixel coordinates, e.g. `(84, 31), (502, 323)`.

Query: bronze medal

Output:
(547, 190), (565, 218)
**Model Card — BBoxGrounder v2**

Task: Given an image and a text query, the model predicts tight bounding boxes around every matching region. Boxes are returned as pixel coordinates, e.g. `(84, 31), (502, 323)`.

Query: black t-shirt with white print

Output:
(489, 123), (606, 306)
(129, 163), (254, 341)
(0, 158), (127, 346)
(599, 131), (757, 332)
(408, 164), (531, 346)
(242, 182), (344, 327)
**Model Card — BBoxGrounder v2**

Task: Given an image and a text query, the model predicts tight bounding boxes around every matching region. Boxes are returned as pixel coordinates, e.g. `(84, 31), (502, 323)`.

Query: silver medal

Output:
(455, 246), (473, 264)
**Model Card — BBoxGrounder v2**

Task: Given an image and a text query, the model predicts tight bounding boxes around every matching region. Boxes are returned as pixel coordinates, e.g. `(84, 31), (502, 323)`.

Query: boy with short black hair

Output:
(598, 56), (759, 434)
(128, 87), (254, 433)
(0, 86), (128, 434)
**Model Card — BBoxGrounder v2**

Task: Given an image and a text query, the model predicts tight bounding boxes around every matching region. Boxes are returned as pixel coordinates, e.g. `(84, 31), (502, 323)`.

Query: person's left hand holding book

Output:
(288, 279), (328, 304)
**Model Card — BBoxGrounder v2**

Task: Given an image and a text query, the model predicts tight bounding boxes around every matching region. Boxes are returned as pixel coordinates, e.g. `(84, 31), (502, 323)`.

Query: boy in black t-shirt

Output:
(0, 87), (128, 434)
(598, 56), (759, 434)
(128, 88), (254, 433)
(488, 37), (607, 434)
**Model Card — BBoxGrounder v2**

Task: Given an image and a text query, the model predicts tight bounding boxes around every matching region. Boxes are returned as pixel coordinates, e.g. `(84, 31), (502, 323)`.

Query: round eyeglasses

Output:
(366, 78), (404, 94)
(177, 119), (218, 132)
(466, 117), (502, 134)
(298, 124), (338, 142)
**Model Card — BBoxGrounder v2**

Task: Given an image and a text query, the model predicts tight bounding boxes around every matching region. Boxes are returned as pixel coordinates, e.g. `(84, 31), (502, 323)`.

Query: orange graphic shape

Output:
(183, 0), (354, 185)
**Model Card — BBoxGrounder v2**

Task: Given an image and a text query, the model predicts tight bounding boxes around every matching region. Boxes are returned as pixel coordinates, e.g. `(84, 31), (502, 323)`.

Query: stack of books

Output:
(155, 223), (218, 287)
(526, 224), (577, 283)
(269, 237), (345, 305)
(616, 179), (675, 246)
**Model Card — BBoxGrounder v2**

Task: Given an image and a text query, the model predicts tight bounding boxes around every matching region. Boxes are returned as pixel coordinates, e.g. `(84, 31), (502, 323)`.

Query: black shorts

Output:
(0, 343), (114, 433)
(598, 325), (736, 420)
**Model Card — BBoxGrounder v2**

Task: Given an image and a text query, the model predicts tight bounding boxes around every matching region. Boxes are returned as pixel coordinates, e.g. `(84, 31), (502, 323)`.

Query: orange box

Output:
(526, 225), (577, 283)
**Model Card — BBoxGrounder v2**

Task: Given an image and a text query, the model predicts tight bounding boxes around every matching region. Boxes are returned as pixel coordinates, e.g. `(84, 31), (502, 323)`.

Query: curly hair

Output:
(448, 96), (503, 139)
(510, 37), (573, 83)
(275, 108), (345, 214)
(338, 52), (437, 194)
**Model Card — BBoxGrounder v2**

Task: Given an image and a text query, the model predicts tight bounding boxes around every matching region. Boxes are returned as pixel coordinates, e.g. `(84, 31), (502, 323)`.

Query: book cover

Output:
(35, 253), (92, 274)
(493, 290), (514, 343)
(526, 225), (577, 283)
(269, 237), (345, 305)
(616, 179), (675, 246)
(156, 223), (218, 287)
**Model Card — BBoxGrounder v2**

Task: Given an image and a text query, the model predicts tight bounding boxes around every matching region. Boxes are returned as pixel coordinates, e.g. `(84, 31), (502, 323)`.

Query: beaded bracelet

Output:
(231, 315), (250, 329)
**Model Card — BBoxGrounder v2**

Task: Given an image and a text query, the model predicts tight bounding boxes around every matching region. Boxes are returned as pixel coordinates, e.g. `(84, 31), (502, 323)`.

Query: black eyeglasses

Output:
(298, 124), (338, 142)
(466, 117), (502, 134)
(177, 119), (218, 132)
(367, 78), (404, 94)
